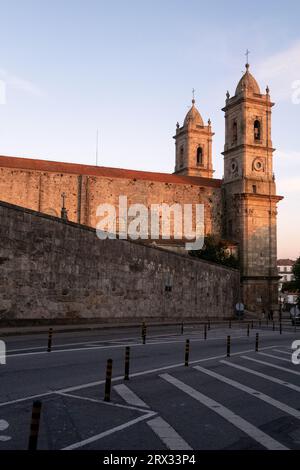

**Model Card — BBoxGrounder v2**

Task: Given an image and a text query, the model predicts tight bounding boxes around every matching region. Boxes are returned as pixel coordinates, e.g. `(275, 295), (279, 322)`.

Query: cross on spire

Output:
(245, 49), (250, 65)
(192, 88), (195, 104)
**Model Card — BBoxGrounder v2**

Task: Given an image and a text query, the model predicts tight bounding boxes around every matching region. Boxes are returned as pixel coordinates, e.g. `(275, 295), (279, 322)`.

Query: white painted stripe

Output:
(272, 349), (291, 356)
(5, 334), (279, 359)
(0, 346), (277, 408)
(147, 416), (192, 450)
(5, 332), (183, 353)
(0, 391), (53, 408)
(220, 360), (300, 392)
(62, 412), (156, 450)
(54, 391), (150, 413)
(241, 356), (300, 377)
(194, 365), (300, 419)
(258, 352), (291, 363)
(114, 384), (150, 409)
(160, 373), (288, 450)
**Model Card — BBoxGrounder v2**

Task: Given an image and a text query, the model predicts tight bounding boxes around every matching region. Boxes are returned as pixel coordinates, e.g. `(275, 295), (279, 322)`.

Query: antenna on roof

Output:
(96, 128), (99, 166)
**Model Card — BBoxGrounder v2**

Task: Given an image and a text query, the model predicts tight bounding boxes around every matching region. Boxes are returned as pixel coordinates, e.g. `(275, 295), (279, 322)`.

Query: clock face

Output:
(231, 159), (238, 173)
(253, 158), (264, 172)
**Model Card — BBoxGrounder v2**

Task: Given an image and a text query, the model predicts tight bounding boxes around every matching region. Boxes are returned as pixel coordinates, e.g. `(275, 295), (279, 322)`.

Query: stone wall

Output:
(0, 156), (223, 239)
(0, 201), (240, 323)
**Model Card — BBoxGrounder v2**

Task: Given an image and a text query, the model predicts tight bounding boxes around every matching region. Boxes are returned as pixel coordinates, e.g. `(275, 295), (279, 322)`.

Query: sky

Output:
(0, 0), (299, 259)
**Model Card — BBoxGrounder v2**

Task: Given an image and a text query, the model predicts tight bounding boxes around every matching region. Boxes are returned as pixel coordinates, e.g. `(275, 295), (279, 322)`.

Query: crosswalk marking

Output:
(220, 360), (300, 392)
(62, 412), (156, 450)
(272, 349), (291, 356)
(160, 373), (288, 450)
(113, 384), (192, 450)
(194, 365), (300, 419)
(241, 356), (300, 376)
(147, 417), (193, 450)
(258, 352), (291, 363)
(114, 384), (150, 409)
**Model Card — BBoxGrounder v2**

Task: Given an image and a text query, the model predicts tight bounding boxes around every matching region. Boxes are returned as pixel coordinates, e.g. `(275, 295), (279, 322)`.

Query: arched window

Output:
(232, 120), (237, 143)
(196, 146), (203, 165)
(254, 120), (261, 141)
(179, 146), (184, 167)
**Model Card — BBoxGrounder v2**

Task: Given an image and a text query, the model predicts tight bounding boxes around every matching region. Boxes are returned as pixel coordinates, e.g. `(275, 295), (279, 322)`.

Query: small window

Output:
(252, 185), (257, 194)
(232, 120), (237, 143)
(254, 120), (261, 141)
(196, 146), (203, 165)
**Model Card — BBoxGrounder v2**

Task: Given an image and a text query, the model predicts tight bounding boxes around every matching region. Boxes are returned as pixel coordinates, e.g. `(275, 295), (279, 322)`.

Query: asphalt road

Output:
(0, 322), (300, 450)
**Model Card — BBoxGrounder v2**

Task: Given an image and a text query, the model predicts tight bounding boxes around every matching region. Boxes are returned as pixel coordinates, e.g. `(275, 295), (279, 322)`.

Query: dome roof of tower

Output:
(235, 64), (261, 95)
(184, 100), (204, 126)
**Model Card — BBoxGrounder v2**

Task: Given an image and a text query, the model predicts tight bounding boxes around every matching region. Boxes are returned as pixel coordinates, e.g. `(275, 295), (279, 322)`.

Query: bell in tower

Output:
(222, 58), (283, 316)
(173, 93), (214, 178)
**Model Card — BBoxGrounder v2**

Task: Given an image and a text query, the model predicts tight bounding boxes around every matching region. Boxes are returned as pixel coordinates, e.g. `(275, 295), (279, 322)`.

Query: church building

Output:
(0, 63), (282, 314)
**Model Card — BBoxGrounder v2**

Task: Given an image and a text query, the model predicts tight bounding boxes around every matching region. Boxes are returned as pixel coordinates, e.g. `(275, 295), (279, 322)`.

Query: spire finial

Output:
(245, 49), (250, 69)
(192, 88), (195, 104)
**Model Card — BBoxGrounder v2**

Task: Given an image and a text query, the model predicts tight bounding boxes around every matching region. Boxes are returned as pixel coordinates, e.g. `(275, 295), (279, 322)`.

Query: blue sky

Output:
(0, 0), (299, 258)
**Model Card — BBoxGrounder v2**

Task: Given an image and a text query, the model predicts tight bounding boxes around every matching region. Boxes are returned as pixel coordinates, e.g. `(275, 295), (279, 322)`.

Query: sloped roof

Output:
(277, 259), (295, 266)
(0, 155), (222, 188)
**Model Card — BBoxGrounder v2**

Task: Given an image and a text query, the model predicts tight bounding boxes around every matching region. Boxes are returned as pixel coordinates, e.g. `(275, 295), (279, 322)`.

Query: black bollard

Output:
(47, 328), (53, 352)
(104, 359), (113, 402)
(124, 347), (130, 381)
(28, 400), (42, 450)
(184, 339), (190, 367)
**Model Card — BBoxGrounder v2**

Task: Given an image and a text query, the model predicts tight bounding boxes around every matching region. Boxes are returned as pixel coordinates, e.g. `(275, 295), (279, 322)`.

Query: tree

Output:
(282, 256), (300, 307)
(189, 234), (239, 269)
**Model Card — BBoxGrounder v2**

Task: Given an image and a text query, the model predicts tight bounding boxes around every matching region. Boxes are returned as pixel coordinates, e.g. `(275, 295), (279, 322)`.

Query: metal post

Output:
(124, 347), (130, 381)
(251, 320), (254, 329)
(208, 320), (211, 331)
(28, 400), (42, 450)
(279, 322), (282, 335)
(204, 324), (207, 340)
(227, 335), (231, 357)
(104, 359), (113, 402)
(181, 322), (184, 335)
(255, 333), (259, 352)
(184, 339), (190, 367)
(142, 322), (146, 344)
(273, 321), (275, 331)
(247, 323), (250, 337)
(47, 328), (53, 352)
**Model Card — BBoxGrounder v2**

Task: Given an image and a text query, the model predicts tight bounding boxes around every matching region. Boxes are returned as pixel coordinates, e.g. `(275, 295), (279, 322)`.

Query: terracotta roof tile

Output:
(277, 259), (295, 266)
(0, 155), (222, 188)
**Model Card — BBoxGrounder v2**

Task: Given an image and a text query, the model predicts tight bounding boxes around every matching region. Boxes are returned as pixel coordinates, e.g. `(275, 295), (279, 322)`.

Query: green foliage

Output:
(282, 257), (300, 307)
(292, 257), (300, 307)
(281, 280), (299, 293)
(189, 235), (239, 269)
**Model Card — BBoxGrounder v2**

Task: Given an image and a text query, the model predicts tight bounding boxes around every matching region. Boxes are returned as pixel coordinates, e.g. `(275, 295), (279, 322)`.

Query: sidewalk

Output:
(0, 318), (245, 337)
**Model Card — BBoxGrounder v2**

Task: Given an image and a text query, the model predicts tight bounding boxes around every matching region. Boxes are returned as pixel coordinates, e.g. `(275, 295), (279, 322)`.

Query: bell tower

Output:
(174, 96), (214, 178)
(222, 62), (283, 314)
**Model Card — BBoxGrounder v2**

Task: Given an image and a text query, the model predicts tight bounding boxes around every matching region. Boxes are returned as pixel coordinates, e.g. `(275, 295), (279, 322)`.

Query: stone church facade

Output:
(0, 64), (282, 313)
